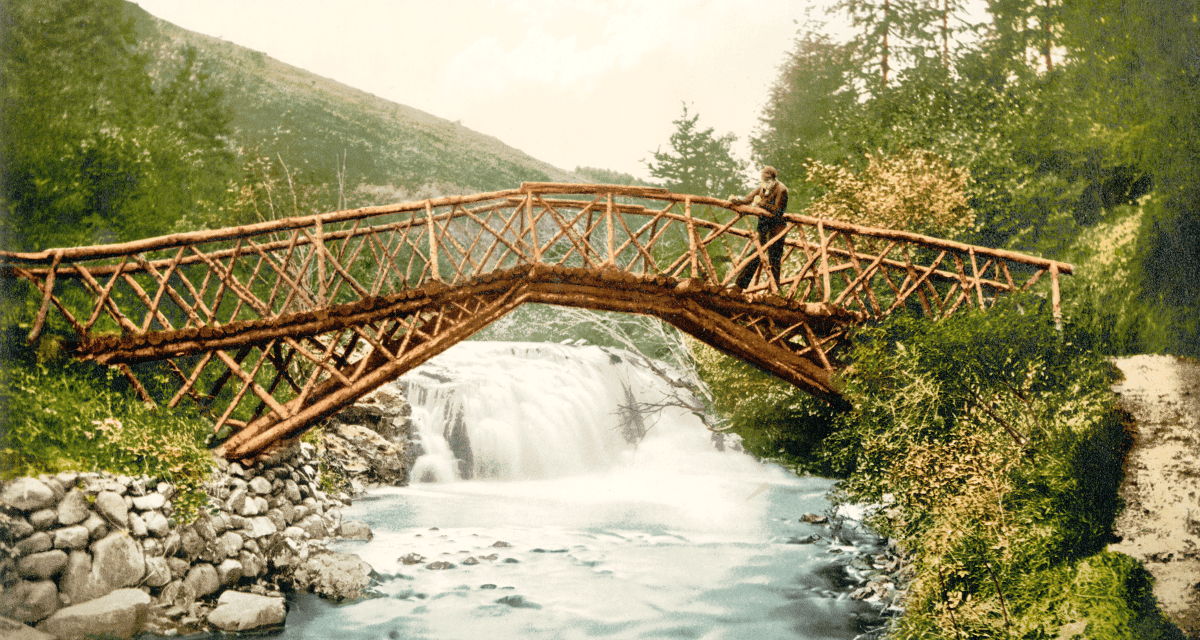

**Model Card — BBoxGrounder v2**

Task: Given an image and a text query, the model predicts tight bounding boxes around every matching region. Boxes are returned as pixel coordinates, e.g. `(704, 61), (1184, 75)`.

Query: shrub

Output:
(0, 355), (215, 522)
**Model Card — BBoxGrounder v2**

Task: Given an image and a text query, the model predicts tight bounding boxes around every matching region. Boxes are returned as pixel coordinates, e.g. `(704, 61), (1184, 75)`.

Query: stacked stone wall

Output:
(1, 441), (373, 637)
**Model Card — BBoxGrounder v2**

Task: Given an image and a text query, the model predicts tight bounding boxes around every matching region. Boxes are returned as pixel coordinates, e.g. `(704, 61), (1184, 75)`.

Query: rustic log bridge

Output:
(0, 183), (1072, 461)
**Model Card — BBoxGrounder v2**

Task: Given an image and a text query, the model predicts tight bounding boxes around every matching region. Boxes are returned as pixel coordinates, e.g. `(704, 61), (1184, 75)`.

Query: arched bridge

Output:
(0, 183), (1072, 461)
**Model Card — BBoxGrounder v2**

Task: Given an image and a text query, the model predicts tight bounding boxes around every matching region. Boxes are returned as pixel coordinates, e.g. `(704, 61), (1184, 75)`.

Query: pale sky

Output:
(134, 0), (849, 182)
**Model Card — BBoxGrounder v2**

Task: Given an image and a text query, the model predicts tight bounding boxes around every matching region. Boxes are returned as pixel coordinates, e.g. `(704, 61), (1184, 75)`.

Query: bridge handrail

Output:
(0, 182), (1071, 275)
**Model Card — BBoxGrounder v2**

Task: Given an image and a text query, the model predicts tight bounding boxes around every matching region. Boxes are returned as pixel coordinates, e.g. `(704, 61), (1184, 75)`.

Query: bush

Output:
(0, 354), (215, 522)
(824, 297), (1182, 638)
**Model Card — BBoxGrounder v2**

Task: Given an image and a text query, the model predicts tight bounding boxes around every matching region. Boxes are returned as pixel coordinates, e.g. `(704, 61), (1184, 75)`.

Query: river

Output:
(269, 342), (883, 639)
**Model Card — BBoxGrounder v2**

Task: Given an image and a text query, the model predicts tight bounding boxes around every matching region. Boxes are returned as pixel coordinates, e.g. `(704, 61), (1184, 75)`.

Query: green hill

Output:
(127, 2), (580, 203)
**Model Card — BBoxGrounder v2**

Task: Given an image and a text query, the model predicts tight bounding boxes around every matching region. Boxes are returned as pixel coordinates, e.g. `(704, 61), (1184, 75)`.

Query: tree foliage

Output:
(645, 104), (746, 197)
(0, 0), (233, 251)
(805, 148), (974, 237)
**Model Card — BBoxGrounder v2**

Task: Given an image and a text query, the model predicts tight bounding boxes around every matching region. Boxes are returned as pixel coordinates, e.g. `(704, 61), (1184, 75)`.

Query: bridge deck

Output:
(0, 183), (1071, 460)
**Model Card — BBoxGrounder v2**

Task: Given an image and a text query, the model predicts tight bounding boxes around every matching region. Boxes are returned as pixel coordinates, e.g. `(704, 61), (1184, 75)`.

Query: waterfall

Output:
(395, 341), (716, 482)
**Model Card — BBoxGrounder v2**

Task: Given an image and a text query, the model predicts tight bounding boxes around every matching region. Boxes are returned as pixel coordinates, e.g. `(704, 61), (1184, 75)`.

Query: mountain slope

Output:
(127, 2), (579, 201)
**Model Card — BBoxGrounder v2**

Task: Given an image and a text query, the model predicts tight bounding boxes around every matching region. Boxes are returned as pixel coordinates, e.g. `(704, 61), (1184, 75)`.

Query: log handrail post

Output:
(818, 220), (831, 302)
(425, 201), (439, 281)
(315, 218), (327, 304)
(685, 197), (699, 278)
(606, 193), (615, 266)
(1051, 262), (1062, 331)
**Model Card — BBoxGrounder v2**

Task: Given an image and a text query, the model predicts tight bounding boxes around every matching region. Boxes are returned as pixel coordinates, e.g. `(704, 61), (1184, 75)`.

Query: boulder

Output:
(183, 563), (220, 597)
(142, 510), (170, 538)
(91, 532), (145, 590)
(53, 525), (90, 550)
(144, 556), (171, 588)
(27, 510), (56, 530)
(248, 476), (272, 495)
(0, 615), (57, 640)
(81, 512), (107, 540)
(93, 491), (128, 528)
(1, 478), (56, 512)
(17, 550), (67, 580)
(130, 493), (165, 511)
(15, 532), (51, 556)
(238, 550), (264, 578)
(58, 551), (94, 605)
(36, 588), (150, 640)
(127, 511), (148, 537)
(215, 531), (244, 558)
(216, 558), (243, 586)
(56, 490), (89, 526)
(206, 591), (286, 632)
(0, 580), (59, 623)
(338, 520), (373, 540)
(244, 516), (278, 539)
(290, 551), (374, 601)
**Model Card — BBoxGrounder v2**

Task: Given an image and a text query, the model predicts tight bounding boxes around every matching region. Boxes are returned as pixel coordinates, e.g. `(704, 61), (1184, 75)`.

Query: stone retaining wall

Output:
(1, 440), (375, 638)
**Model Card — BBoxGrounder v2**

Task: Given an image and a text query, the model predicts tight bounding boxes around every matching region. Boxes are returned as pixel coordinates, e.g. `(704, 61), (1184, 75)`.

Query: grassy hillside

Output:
(127, 2), (579, 204)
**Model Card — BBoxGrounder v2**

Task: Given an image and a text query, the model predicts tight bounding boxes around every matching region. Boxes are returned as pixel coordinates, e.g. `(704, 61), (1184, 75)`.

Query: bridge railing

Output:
(1, 183), (1071, 434)
(1, 182), (1072, 349)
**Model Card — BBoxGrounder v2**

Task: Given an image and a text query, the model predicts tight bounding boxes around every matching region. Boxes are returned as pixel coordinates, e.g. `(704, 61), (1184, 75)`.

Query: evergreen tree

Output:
(644, 104), (746, 197)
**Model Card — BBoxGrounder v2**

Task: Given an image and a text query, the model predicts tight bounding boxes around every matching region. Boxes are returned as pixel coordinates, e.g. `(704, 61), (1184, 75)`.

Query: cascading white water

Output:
(270, 341), (884, 640)
(399, 341), (721, 483)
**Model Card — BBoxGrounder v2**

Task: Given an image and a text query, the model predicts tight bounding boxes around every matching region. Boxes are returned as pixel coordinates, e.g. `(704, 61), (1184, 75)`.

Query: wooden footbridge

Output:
(0, 183), (1071, 461)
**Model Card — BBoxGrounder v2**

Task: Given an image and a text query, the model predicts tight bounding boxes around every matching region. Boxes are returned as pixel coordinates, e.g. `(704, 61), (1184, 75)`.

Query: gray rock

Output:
(27, 509), (56, 531)
(161, 530), (181, 557)
(141, 538), (163, 558)
(193, 517), (216, 541)
(183, 563), (220, 597)
(58, 551), (93, 605)
(0, 580), (59, 623)
(297, 515), (328, 539)
(142, 510), (170, 538)
(216, 558), (243, 586)
(1, 479), (57, 512)
(290, 551), (374, 601)
(338, 520), (372, 540)
(179, 526), (205, 559)
(248, 476), (272, 495)
(282, 479), (302, 503)
(0, 615), (57, 640)
(238, 550), (264, 578)
(144, 556), (171, 588)
(206, 590), (286, 632)
(81, 512), (107, 540)
(127, 511), (148, 537)
(36, 588), (150, 640)
(53, 525), (90, 550)
(91, 532), (145, 590)
(17, 550), (68, 580)
(244, 517), (277, 539)
(56, 490), (89, 526)
(166, 557), (190, 581)
(216, 531), (243, 558)
(253, 496), (270, 514)
(16, 532), (51, 556)
(93, 492), (128, 528)
(6, 516), (35, 539)
(130, 493), (165, 511)
(265, 509), (287, 532)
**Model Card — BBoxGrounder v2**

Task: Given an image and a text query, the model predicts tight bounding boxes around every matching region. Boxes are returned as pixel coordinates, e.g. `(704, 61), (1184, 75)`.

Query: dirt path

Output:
(1110, 354), (1200, 636)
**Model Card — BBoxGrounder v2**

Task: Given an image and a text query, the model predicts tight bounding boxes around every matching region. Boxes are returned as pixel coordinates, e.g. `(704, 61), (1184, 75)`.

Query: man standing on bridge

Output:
(728, 166), (789, 290)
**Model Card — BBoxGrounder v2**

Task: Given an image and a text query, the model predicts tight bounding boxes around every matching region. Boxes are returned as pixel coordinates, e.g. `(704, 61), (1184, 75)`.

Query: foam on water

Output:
(272, 342), (875, 639)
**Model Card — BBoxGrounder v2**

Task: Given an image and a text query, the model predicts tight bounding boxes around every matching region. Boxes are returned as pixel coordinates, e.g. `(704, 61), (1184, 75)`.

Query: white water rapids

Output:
(276, 342), (882, 639)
